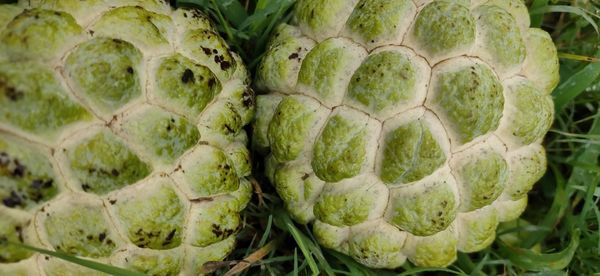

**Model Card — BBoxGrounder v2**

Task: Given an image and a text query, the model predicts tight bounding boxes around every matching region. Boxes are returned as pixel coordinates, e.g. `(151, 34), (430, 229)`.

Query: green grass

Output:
(6, 0), (600, 275)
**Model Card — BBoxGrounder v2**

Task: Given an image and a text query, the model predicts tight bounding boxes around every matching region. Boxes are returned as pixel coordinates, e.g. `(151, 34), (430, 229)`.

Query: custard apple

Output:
(254, 0), (558, 268)
(0, 1), (254, 275)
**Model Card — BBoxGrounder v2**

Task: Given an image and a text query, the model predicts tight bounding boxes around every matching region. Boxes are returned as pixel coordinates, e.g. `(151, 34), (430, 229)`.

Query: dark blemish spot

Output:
(45, 256), (49, 260)
(107, 239), (114, 245)
(86, 235), (93, 241)
(54, 11), (60, 16)
(12, 160), (26, 177)
(242, 89), (254, 108)
(224, 124), (234, 133)
(289, 53), (299, 60)
(89, 30), (94, 36)
(31, 179), (44, 189)
(82, 183), (91, 192)
(301, 173), (310, 181)
(126, 67), (134, 74)
(208, 78), (216, 88)
(220, 61), (231, 71)
(198, 141), (209, 145)
(5, 86), (24, 101)
(181, 69), (195, 84)
(15, 225), (23, 242)
(214, 55), (223, 63)
(162, 229), (176, 246)
(111, 169), (119, 177)
(183, 13), (188, 18)
(211, 224), (223, 237)
(109, 199), (117, 205)
(166, 125), (172, 131)
(99, 232), (106, 242)
(201, 47), (212, 55)
(44, 179), (53, 188)
(3, 191), (22, 208)
(213, 49), (218, 54)
(438, 211), (443, 217)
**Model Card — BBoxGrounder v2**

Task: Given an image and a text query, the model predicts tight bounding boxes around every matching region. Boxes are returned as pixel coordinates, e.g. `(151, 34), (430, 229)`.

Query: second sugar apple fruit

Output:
(254, 0), (558, 268)
(0, 0), (254, 275)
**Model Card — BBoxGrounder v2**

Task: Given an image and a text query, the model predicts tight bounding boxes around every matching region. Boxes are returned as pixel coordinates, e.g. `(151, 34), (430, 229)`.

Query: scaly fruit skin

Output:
(0, 1), (254, 275)
(255, 0), (557, 269)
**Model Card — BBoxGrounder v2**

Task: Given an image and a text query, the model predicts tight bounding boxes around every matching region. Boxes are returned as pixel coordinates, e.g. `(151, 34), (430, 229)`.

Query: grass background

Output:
(4, 0), (598, 275)
(177, 0), (600, 275)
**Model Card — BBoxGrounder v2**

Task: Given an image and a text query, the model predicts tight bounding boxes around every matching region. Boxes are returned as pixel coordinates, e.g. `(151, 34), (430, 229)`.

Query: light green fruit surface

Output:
(255, 0), (558, 269)
(0, 1), (254, 275)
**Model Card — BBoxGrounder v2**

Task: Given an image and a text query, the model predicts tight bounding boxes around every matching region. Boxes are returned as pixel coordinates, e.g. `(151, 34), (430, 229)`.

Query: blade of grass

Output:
(3, 240), (146, 276)
(497, 229), (581, 271)
(273, 209), (320, 275)
(553, 50), (600, 111)
(529, 0), (549, 27)
(224, 236), (282, 276)
(529, 5), (599, 34)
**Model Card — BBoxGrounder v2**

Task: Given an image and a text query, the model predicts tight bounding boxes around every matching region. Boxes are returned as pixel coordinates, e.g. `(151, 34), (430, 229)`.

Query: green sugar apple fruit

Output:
(0, 1), (255, 275)
(254, 0), (558, 269)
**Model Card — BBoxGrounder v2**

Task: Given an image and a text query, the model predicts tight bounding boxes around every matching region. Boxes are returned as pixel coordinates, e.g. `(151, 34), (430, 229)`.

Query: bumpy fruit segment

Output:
(255, 0), (557, 269)
(0, 1), (254, 275)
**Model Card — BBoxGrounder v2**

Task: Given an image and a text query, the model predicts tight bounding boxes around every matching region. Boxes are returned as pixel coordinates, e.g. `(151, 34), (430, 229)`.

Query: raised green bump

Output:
(475, 5), (526, 69)
(455, 149), (507, 211)
(312, 115), (367, 183)
(295, 0), (350, 38)
(348, 224), (406, 268)
(457, 208), (498, 252)
(505, 146), (546, 199)
(257, 25), (313, 91)
(380, 120), (446, 184)
(182, 29), (237, 80)
(155, 54), (221, 118)
(504, 81), (554, 145)
(91, 6), (172, 49)
(389, 181), (457, 236)
(252, 95), (283, 154)
(0, 135), (59, 210)
(268, 97), (317, 162)
(0, 62), (91, 138)
(0, 8), (82, 60)
(313, 185), (380, 226)
(0, 212), (32, 262)
(412, 1), (475, 56)
(523, 28), (560, 94)
(122, 107), (200, 165)
(298, 38), (364, 104)
(43, 201), (117, 258)
(121, 249), (181, 276)
(348, 51), (417, 114)
(346, 0), (414, 44)
(65, 37), (143, 113)
(409, 229), (457, 267)
(189, 200), (240, 247)
(179, 146), (239, 197)
(113, 181), (185, 250)
(433, 63), (504, 144)
(67, 131), (151, 195)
